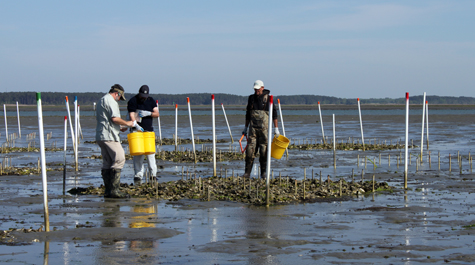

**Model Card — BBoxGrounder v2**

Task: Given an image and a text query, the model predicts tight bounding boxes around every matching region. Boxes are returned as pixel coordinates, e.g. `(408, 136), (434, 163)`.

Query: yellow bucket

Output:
(127, 132), (144, 156)
(271, 135), (290, 160)
(143, 132), (156, 155)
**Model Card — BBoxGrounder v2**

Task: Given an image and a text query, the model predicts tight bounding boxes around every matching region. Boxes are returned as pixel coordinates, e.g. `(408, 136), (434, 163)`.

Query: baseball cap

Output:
(110, 84), (126, 101)
(139, 85), (149, 98)
(253, 80), (264, 89)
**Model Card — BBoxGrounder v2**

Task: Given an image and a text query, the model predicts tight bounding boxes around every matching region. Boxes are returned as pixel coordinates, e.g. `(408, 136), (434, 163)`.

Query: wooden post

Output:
(449, 154), (452, 172)
(295, 179), (297, 195)
(438, 151), (440, 171)
(339, 180), (342, 197)
(372, 175), (375, 192)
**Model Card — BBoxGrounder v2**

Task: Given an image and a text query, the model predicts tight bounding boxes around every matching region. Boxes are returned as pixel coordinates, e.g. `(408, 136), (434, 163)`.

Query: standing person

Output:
(127, 85), (160, 184)
(242, 80), (279, 178)
(96, 84), (140, 198)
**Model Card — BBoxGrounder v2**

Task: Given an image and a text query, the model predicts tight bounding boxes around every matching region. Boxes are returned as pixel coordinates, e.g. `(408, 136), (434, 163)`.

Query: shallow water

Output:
(1, 106), (475, 264)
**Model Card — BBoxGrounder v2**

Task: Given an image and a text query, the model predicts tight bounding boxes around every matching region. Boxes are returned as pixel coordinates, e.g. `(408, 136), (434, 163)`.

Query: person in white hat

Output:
(241, 80), (280, 178)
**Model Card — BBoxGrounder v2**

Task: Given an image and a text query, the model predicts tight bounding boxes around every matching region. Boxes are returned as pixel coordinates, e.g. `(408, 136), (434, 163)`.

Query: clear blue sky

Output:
(1, 1), (474, 98)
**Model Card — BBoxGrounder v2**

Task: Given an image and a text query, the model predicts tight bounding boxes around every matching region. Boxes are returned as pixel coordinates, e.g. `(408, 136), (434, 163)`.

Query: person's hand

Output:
(274, 127), (280, 137)
(242, 125), (248, 136)
(138, 110), (152, 117)
(126, 120), (135, 127)
(132, 120), (145, 132)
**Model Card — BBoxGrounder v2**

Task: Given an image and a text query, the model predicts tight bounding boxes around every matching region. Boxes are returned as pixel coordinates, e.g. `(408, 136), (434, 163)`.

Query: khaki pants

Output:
(97, 141), (126, 170)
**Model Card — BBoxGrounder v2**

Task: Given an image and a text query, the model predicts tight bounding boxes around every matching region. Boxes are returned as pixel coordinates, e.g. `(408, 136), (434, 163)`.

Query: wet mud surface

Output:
(1, 106), (475, 264)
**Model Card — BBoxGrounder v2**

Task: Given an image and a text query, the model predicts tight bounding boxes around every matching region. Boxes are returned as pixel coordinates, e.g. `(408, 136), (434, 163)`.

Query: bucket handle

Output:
(239, 134), (248, 153)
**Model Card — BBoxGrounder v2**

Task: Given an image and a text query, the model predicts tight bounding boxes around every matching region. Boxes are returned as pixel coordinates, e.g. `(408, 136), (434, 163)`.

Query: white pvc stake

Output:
(78, 105), (83, 139)
(36, 92), (50, 232)
(16, 102), (21, 138)
(333, 114), (336, 151)
(266, 95), (274, 207)
(65, 97), (76, 152)
(318, 101), (325, 144)
(420, 92), (426, 158)
(277, 99), (289, 157)
(333, 114), (336, 169)
(221, 103), (234, 143)
(426, 101), (429, 149)
(405, 92), (409, 189)
(212, 95), (216, 176)
(63, 116), (67, 193)
(156, 100), (162, 143)
(357, 98), (365, 151)
(175, 104), (178, 151)
(277, 99), (286, 137)
(3, 104), (8, 142)
(187, 97), (196, 163)
(74, 96), (79, 171)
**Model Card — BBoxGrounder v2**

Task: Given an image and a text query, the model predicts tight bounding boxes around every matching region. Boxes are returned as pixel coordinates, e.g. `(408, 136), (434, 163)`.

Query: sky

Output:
(0, 1), (474, 98)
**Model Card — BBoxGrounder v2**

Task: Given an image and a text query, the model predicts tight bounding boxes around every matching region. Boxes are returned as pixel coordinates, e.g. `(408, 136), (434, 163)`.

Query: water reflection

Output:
(94, 201), (159, 264)
(43, 241), (49, 265)
(128, 203), (158, 251)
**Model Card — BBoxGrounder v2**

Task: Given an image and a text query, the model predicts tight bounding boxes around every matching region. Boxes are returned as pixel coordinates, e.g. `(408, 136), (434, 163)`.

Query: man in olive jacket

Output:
(96, 84), (138, 198)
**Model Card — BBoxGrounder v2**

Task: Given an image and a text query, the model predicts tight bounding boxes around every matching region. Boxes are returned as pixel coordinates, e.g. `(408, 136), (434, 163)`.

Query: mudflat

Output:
(1, 105), (475, 264)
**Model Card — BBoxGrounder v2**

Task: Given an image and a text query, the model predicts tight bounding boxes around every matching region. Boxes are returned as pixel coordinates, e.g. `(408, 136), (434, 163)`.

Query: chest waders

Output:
(244, 109), (269, 178)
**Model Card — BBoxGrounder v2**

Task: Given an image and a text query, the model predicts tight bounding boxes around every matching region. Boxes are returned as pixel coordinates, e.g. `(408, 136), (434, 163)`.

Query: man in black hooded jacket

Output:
(242, 80), (279, 179)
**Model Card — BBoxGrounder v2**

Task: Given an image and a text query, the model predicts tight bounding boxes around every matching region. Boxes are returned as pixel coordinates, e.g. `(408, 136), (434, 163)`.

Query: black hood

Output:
(256, 89), (270, 95)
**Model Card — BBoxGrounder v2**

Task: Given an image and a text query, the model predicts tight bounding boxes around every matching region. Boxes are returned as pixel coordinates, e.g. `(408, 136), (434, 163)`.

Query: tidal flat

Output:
(1, 104), (475, 264)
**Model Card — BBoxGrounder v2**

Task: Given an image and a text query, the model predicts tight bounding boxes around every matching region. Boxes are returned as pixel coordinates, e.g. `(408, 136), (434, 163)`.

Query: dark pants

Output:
(245, 126), (268, 176)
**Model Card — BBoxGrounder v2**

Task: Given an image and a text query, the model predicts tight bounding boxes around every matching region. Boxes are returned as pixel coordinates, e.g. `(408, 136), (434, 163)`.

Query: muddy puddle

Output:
(1, 105), (475, 264)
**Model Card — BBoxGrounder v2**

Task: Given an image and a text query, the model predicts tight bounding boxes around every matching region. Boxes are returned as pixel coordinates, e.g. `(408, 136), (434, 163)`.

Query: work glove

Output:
(138, 110), (152, 118)
(132, 120), (145, 132)
(242, 125), (248, 136)
(274, 127), (280, 137)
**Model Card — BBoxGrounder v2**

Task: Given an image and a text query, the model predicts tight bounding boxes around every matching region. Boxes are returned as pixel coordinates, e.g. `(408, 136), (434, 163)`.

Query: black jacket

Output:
(245, 89), (278, 122)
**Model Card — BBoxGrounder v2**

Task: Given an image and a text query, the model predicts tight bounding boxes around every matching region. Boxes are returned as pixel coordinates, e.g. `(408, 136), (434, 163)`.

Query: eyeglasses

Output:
(117, 92), (121, 97)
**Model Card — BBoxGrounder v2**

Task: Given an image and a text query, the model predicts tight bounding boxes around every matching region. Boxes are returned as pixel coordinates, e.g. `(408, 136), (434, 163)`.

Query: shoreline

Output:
(4, 103), (475, 111)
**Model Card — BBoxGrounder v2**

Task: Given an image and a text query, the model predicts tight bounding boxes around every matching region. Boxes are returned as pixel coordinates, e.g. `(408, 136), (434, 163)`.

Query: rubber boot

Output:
(109, 169), (130, 198)
(259, 150), (268, 179)
(242, 159), (253, 178)
(101, 169), (111, 197)
(260, 163), (267, 179)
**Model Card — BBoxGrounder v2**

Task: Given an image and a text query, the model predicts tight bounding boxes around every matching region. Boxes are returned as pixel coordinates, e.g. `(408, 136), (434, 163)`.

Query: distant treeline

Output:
(1, 92), (474, 105)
